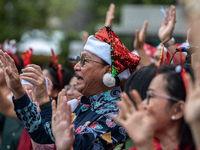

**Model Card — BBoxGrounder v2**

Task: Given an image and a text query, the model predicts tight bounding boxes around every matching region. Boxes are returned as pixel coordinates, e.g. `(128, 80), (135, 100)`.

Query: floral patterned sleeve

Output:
(12, 93), (54, 144)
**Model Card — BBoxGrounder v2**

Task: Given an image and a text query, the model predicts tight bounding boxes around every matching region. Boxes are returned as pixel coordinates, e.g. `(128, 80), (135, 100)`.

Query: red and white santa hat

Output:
(84, 26), (140, 87)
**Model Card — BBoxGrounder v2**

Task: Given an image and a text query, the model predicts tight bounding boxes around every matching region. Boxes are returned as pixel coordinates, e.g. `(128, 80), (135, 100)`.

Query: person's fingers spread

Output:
(27, 64), (43, 73)
(134, 30), (140, 48)
(124, 93), (136, 114)
(57, 91), (63, 112)
(60, 89), (67, 103)
(116, 102), (127, 120)
(121, 92), (135, 114)
(0, 60), (5, 70)
(22, 67), (42, 77)
(52, 100), (57, 117)
(119, 94), (130, 114)
(135, 30), (139, 40)
(20, 76), (45, 89)
(0, 52), (7, 69)
(112, 114), (124, 127)
(66, 103), (72, 124)
(4, 53), (19, 74)
(170, 5), (176, 22)
(55, 112), (60, 124)
(20, 72), (40, 81)
(140, 20), (148, 36)
(166, 9), (169, 20)
(5, 66), (13, 78)
(5, 53), (16, 69)
(57, 89), (67, 112)
(162, 18), (166, 26)
(61, 98), (68, 121)
(131, 90), (144, 111)
(109, 3), (115, 14)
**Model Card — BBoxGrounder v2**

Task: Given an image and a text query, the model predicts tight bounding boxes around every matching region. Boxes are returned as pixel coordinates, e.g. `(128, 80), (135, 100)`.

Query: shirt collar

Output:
(89, 86), (121, 110)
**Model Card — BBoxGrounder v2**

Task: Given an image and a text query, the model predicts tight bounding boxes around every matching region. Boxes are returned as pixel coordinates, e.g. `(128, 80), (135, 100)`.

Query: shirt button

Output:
(7, 145), (11, 149)
(12, 132), (16, 136)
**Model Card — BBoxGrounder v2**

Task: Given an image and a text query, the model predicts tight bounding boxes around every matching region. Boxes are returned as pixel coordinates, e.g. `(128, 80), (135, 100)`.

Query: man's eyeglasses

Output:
(75, 55), (104, 67)
(146, 90), (179, 105)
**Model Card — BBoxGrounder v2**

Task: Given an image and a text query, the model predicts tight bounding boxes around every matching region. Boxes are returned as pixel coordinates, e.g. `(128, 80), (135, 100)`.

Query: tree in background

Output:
(0, 0), (77, 42)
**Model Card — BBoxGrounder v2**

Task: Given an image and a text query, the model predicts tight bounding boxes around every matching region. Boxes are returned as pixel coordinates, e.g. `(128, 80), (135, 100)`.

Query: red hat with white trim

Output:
(84, 26), (140, 87)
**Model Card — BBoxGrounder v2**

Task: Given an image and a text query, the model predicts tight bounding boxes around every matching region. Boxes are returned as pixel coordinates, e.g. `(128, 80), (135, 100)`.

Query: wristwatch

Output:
(163, 37), (175, 48)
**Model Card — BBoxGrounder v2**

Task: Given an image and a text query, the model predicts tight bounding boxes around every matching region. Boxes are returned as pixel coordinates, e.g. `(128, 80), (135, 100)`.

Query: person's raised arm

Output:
(0, 50), (25, 99)
(158, 5), (178, 62)
(104, 3), (115, 29)
(185, 65), (200, 150)
(178, 1), (200, 149)
(134, 20), (152, 67)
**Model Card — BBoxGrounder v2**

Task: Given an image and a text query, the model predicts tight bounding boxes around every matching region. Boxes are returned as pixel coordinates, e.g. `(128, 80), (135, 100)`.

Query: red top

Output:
(129, 139), (191, 150)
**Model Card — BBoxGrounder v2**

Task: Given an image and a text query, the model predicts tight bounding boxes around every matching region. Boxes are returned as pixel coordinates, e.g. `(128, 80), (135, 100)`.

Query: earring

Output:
(171, 116), (176, 120)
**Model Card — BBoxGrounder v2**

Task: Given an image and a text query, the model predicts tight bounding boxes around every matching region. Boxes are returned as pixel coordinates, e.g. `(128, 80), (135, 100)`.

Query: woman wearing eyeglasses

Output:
(113, 64), (195, 150)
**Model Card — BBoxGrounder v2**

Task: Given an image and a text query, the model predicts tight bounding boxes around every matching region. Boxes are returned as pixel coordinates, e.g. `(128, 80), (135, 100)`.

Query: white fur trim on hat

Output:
(84, 35), (111, 65)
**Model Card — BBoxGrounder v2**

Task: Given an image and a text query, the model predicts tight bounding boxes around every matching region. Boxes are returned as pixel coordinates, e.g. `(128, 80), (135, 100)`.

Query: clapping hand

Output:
(0, 50), (25, 99)
(112, 90), (156, 149)
(20, 64), (49, 105)
(52, 89), (74, 150)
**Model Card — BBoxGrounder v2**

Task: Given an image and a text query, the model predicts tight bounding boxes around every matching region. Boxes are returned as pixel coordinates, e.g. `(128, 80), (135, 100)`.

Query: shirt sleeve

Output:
(13, 93), (54, 144)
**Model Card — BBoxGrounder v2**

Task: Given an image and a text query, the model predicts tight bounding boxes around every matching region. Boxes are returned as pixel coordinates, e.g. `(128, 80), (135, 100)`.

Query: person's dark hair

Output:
(46, 66), (72, 90)
(101, 59), (110, 66)
(9, 53), (24, 73)
(125, 63), (157, 100)
(157, 64), (195, 150)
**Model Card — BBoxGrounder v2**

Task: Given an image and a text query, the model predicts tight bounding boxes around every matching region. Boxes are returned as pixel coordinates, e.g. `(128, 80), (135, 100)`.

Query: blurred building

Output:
(96, 5), (187, 40)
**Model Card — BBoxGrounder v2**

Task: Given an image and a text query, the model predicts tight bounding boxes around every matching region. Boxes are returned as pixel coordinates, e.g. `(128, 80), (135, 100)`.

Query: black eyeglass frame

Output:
(75, 55), (105, 67)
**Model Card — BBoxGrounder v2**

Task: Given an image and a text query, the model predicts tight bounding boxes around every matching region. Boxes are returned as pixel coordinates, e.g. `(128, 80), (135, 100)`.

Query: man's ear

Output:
(104, 65), (111, 74)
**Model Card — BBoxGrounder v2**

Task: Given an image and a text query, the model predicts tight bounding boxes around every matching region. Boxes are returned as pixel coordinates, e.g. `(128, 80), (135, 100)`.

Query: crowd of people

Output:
(0, 1), (200, 150)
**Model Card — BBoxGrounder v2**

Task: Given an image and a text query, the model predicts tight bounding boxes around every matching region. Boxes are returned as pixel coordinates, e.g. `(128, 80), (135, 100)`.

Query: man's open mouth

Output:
(75, 73), (83, 80)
